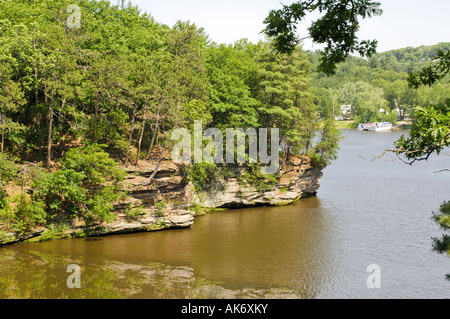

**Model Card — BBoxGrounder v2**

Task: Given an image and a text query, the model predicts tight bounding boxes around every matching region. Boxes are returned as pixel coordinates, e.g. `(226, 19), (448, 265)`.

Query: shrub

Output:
(32, 144), (126, 225)
(184, 162), (234, 192)
(155, 200), (167, 217)
(432, 201), (450, 258)
(12, 194), (47, 234)
(184, 162), (218, 192)
(238, 164), (279, 193)
(0, 154), (18, 211)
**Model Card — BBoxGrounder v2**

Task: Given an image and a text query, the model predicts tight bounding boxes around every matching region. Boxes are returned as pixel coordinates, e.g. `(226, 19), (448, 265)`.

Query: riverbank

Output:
(335, 120), (413, 130)
(335, 120), (355, 129)
(0, 156), (323, 246)
(2, 129), (448, 299)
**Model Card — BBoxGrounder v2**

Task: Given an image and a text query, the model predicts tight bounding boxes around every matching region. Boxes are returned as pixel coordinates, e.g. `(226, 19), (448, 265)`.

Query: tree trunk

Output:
(399, 105), (404, 121)
(20, 165), (26, 208)
(47, 94), (54, 168)
(46, 70), (57, 168)
(298, 138), (311, 177)
(40, 84), (49, 157)
(283, 142), (290, 171)
(34, 38), (42, 157)
(1, 114), (4, 154)
(93, 91), (99, 142)
(135, 111), (147, 166)
(124, 103), (137, 167)
(145, 143), (166, 186)
(145, 99), (162, 161)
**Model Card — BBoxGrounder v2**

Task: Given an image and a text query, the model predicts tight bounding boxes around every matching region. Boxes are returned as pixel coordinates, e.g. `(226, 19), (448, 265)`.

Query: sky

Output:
(127, 0), (450, 53)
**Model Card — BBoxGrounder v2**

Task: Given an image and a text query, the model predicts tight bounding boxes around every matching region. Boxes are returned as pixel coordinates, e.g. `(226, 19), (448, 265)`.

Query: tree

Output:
(0, 0), (345, 238)
(30, 16), (82, 167)
(206, 41), (260, 131)
(253, 41), (317, 162)
(32, 144), (126, 225)
(144, 21), (211, 163)
(338, 81), (387, 122)
(263, 0), (449, 279)
(394, 101), (450, 165)
(80, 53), (132, 154)
(0, 64), (26, 154)
(312, 113), (343, 168)
(393, 100), (450, 279)
(0, 153), (18, 213)
(432, 201), (450, 280)
(263, 0), (382, 74)
(371, 59), (450, 280)
(408, 49), (450, 88)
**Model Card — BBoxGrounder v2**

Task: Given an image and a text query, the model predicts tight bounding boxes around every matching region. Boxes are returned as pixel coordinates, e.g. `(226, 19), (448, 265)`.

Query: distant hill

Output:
(308, 42), (450, 85)
(368, 42), (450, 73)
(378, 42), (449, 62)
(307, 42), (450, 119)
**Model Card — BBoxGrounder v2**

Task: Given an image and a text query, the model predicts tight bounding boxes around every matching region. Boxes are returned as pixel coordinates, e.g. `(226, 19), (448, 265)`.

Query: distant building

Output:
(335, 105), (352, 121)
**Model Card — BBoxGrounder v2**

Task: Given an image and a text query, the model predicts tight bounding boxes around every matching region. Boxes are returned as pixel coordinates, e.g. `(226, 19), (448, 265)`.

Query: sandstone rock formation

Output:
(0, 156), (322, 245)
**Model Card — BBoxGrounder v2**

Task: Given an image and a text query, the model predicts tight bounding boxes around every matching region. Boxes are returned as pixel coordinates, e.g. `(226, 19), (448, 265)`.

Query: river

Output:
(0, 129), (449, 299)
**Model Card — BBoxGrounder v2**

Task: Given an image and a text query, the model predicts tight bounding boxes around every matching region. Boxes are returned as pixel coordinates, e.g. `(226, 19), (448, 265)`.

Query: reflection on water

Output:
(1, 130), (449, 299)
(0, 199), (332, 299)
(0, 248), (302, 299)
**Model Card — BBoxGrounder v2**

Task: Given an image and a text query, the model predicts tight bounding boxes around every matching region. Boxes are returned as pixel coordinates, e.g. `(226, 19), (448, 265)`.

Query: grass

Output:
(396, 121), (413, 130)
(335, 120), (355, 129)
(335, 120), (413, 130)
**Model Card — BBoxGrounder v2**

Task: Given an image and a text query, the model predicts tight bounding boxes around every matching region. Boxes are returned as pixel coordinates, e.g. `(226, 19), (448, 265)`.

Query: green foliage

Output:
(0, 153), (18, 182)
(390, 44), (450, 280)
(12, 194), (47, 234)
(61, 144), (126, 188)
(432, 201), (450, 280)
(0, 0), (344, 236)
(238, 164), (279, 193)
(309, 43), (450, 123)
(408, 49), (450, 88)
(0, 154), (17, 209)
(395, 101), (450, 164)
(435, 202), (450, 230)
(0, 63), (26, 153)
(374, 109), (399, 124)
(32, 144), (126, 225)
(206, 40), (339, 168)
(312, 116), (343, 168)
(206, 41), (260, 130)
(154, 200), (167, 217)
(263, 0), (382, 74)
(338, 81), (387, 122)
(0, 192), (47, 235)
(371, 43), (450, 73)
(185, 162), (222, 192)
(124, 204), (147, 221)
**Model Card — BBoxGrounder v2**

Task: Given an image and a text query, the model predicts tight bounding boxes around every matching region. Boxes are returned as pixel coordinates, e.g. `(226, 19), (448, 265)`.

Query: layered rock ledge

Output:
(0, 156), (322, 245)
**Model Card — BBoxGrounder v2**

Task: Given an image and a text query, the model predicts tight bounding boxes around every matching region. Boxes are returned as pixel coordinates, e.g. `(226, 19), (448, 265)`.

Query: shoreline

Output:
(336, 120), (413, 130)
(0, 158), (323, 247)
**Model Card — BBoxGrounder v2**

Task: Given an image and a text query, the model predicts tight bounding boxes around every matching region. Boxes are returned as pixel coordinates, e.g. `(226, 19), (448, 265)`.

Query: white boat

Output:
(356, 122), (393, 132)
(371, 122), (393, 131)
(356, 123), (375, 131)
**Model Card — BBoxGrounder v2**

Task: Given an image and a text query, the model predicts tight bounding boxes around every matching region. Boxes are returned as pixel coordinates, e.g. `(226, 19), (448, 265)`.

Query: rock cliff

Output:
(0, 156), (322, 245)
